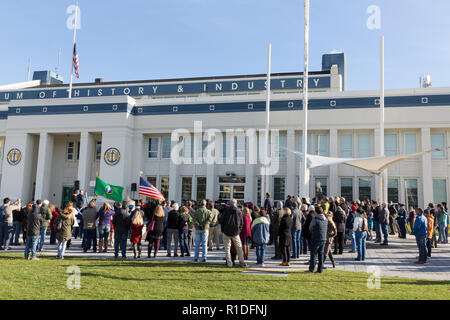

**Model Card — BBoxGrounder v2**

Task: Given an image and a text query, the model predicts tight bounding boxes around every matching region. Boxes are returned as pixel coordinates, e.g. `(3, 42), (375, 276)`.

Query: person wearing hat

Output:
(396, 204), (407, 239)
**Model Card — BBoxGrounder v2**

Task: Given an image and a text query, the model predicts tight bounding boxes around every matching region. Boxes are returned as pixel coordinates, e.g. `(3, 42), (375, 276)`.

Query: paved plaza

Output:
(6, 233), (449, 281)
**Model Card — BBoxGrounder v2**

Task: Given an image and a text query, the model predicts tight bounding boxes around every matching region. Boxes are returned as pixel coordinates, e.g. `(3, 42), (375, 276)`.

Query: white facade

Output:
(0, 65), (449, 209)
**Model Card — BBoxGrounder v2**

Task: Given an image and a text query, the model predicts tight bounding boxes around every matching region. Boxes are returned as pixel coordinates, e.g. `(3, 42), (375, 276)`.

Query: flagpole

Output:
(68, 0), (79, 99)
(300, 0), (310, 199)
(263, 43), (272, 202)
(379, 35), (387, 203)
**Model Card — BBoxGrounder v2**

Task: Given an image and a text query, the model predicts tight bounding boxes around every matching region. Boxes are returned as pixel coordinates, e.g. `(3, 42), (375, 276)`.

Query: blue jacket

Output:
(346, 211), (355, 230)
(412, 214), (427, 237)
(309, 214), (328, 242)
(251, 216), (270, 245)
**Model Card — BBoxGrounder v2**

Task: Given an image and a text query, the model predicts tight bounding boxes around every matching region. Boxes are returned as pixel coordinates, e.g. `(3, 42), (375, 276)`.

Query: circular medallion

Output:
(7, 148), (22, 166)
(104, 147), (120, 166)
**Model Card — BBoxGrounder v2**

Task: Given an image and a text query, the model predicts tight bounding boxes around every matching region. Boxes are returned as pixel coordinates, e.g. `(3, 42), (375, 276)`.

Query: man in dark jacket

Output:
(112, 203), (131, 259)
(290, 202), (305, 259)
(219, 199), (247, 268)
(397, 204), (407, 239)
(302, 205), (314, 255)
(333, 206), (346, 254)
(308, 206), (328, 273)
(388, 202), (397, 235)
(24, 205), (43, 260)
(82, 199), (98, 253)
(380, 203), (390, 245)
(372, 200), (383, 243)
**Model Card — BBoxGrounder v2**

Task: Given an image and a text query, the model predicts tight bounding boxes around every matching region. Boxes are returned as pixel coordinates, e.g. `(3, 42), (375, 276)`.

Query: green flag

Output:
(94, 176), (124, 202)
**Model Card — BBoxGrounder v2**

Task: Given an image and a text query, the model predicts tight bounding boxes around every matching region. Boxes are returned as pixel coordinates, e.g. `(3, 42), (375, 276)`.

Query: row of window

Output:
(66, 141), (102, 161)
(146, 132), (448, 160)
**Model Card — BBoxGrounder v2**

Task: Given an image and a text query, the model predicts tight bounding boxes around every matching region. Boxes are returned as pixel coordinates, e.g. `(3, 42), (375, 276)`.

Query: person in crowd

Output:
(207, 201), (221, 251)
(98, 202), (115, 253)
(191, 200), (212, 262)
(38, 200), (52, 252)
(332, 206), (346, 254)
(379, 203), (390, 245)
(21, 202), (33, 245)
(290, 201), (304, 259)
(251, 209), (270, 266)
(278, 207), (293, 266)
(307, 206), (328, 273)
(0, 198), (21, 250)
(388, 201), (398, 235)
(284, 195), (294, 210)
(428, 203), (438, 249)
(186, 201), (196, 249)
(66, 199), (78, 249)
(219, 199), (247, 268)
(353, 208), (368, 261)
(146, 204), (165, 258)
(240, 207), (252, 260)
(367, 208), (374, 241)
(411, 208), (427, 264)
(396, 203), (407, 239)
(161, 201), (170, 251)
(424, 210), (434, 258)
(82, 199), (98, 253)
(264, 193), (274, 211)
(24, 204), (43, 260)
(372, 200), (382, 243)
(55, 202), (75, 259)
(323, 209), (337, 269)
(346, 205), (357, 253)
(437, 204), (448, 244)
(130, 209), (144, 259)
(178, 206), (192, 257)
(442, 202), (449, 241)
(270, 201), (285, 260)
(302, 205), (315, 257)
(408, 207), (416, 234)
(166, 202), (180, 257)
(112, 203), (130, 259)
(12, 205), (24, 245)
(49, 203), (59, 245)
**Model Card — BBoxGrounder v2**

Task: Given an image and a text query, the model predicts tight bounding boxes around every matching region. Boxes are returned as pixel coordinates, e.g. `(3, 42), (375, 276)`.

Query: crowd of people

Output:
(0, 191), (448, 272)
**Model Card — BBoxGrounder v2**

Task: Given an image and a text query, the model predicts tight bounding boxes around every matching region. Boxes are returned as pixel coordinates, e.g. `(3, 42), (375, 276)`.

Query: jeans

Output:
(179, 230), (190, 256)
(0, 222), (13, 248)
(438, 224), (448, 243)
(194, 230), (209, 260)
(426, 238), (432, 257)
(114, 233), (128, 257)
(166, 228), (179, 255)
(373, 221), (381, 242)
(415, 235), (427, 262)
(302, 237), (310, 254)
(24, 235), (39, 259)
(309, 240), (326, 273)
(397, 220), (407, 238)
(291, 230), (302, 258)
(98, 224), (110, 243)
(50, 230), (57, 244)
(38, 227), (47, 251)
(57, 240), (67, 258)
(355, 231), (367, 260)
(255, 243), (266, 264)
(349, 229), (356, 252)
(13, 221), (22, 244)
(83, 229), (97, 251)
(381, 222), (389, 244)
(223, 234), (245, 267)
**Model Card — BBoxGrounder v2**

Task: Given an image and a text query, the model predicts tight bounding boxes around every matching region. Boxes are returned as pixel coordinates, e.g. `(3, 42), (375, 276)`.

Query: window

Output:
(359, 178), (372, 201)
(384, 134), (398, 156)
(296, 134), (312, 154)
(181, 177), (192, 201)
(77, 141), (80, 161)
(160, 176), (169, 200)
(404, 133), (417, 155)
(222, 134), (229, 161)
(67, 141), (75, 160)
(431, 133), (446, 159)
(234, 135), (246, 163)
(405, 179), (418, 209)
(161, 137), (171, 159)
(341, 178), (353, 201)
(196, 177), (207, 201)
(278, 134), (287, 159)
(0, 138), (4, 159)
(146, 176), (157, 187)
(314, 134), (328, 156)
(95, 141), (102, 161)
(148, 138), (159, 158)
(184, 136), (194, 160)
(274, 177), (285, 202)
(340, 134), (353, 158)
(433, 179), (447, 204)
(315, 177), (327, 199)
(358, 134), (371, 158)
(257, 176), (262, 206)
(388, 178), (399, 203)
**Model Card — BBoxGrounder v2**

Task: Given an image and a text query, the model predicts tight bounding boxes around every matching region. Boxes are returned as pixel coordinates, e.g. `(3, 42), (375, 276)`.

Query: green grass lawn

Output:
(0, 254), (448, 300)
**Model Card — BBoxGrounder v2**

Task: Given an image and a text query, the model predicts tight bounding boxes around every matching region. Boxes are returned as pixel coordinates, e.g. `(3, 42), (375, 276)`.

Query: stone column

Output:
(77, 131), (94, 194)
(34, 132), (54, 201)
(329, 129), (339, 197)
(421, 127), (433, 207)
(286, 129), (296, 197)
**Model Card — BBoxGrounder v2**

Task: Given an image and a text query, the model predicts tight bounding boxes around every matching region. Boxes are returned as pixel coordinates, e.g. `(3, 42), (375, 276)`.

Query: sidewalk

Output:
(5, 233), (450, 280)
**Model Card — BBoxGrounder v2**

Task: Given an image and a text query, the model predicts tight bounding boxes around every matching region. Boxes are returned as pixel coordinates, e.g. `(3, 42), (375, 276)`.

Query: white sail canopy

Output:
(283, 147), (445, 175)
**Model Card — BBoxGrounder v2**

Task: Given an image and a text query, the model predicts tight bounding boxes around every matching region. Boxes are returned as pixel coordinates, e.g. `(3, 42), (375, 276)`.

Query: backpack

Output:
(54, 215), (63, 232)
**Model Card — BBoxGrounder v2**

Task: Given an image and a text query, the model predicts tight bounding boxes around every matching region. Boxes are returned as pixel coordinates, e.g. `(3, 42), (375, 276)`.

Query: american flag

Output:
(139, 177), (165, 201)
(73, 43), (79, 78)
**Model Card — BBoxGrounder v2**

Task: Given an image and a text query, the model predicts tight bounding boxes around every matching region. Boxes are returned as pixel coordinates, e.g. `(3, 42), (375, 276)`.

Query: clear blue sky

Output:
(0, 0), (449, 91)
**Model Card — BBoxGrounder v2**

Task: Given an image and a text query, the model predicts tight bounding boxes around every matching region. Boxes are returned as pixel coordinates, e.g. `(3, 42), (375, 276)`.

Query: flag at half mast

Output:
(139, 177), (165, 202)
(73, 43), (79, 78)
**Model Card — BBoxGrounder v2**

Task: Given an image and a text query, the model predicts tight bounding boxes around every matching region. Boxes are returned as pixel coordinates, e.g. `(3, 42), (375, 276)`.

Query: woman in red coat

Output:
(130, 210), (144, 259)
(240, 207), (252, 260)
